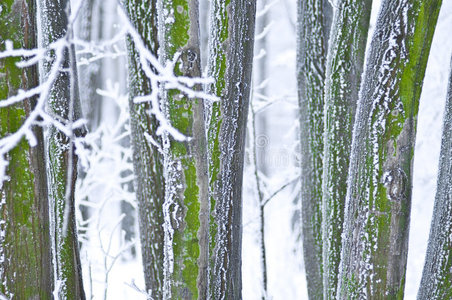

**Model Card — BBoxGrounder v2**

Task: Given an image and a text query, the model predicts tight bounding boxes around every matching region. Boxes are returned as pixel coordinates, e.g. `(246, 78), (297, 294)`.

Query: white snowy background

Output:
(65, 0), (452, 299)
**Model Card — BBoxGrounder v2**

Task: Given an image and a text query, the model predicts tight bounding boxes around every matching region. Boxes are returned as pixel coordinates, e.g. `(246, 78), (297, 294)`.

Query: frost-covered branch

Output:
(0, 38), (80, 186)
(0, 1), (218, 188)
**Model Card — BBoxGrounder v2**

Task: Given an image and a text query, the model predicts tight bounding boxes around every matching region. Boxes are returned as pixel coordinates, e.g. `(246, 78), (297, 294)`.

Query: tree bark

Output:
(337, 0), (441, 298)
(417, 55), (452, 300)
(206, 0), (256, 298)
(158, 0), (209, 298)
(0, 1), (53, 298)
(38, 0), (86, 298)
(321, 1), (372, 298)
(296, 0), (330, 298)
(123, 0), (166, 298)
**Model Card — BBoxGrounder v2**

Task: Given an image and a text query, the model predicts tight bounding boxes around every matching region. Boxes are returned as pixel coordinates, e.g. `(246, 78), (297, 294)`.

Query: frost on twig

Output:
(0, 3), (217, 188)
(0, 38), (84, 188)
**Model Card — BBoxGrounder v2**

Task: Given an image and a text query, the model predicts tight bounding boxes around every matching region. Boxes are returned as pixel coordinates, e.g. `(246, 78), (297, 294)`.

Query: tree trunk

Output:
(417, 55), (452, 300)
(254, 0), (270, 295)
(206, 0), (256, 298)
(38, 0), (86, 298)
(337, 0), (441, 298)
(158, 0), (209, 298)
(321, 1), (372, 298)
(77, 0), (103, 132)
(76, 0), (104, 247)
(123, 0), (166, 297)
(0, 1), (53, 298)
(254, 0), (269, 177)
(296, 0), (330, 298)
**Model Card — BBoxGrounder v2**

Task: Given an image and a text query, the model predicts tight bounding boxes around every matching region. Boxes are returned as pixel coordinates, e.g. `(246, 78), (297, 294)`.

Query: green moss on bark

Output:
(322, 1), (372, 298)
(337, 0), (441, 298)
(0, 0), (53, 298)
(38, 0), (86, 298)
(159, 0), (208, 298)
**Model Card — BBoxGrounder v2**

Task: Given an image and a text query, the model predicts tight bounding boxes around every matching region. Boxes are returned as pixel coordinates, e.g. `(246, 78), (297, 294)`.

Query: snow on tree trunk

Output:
(417, 55), (452, 300)
(205, 0), (227, 296)
(337, 1), (441, 298)
(123, 0), (166, 298)
(0, 1), (53, 298)
(321, 0), (372, 298)
(158, 0), (210, 298)
(296, 0), (330, 298)
(38, 0), (86, 298)
(206, 0), (256, 298)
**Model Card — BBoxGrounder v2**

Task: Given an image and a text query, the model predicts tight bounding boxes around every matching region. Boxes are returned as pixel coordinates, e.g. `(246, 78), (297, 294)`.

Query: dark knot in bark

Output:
(382, 168), (407, 202)
(180, 48), (199, 77)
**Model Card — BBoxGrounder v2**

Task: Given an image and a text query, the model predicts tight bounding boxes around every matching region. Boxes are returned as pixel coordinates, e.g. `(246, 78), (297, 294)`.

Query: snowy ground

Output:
(72, 0), (452, 299)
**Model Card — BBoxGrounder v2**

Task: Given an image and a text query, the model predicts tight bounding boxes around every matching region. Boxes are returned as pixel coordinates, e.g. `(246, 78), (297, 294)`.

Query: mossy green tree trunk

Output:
(337, 1), (441, 298)
(0, 1), (53, 298)
(158, 0), (209, 298)
(123, 0), (166, 298)
(321, 1), (372, 298)
(206, 0), (256, 298)
(296, 0), (331, 298)
(417, 55), (452, 300)
(38, 0), (86, 298)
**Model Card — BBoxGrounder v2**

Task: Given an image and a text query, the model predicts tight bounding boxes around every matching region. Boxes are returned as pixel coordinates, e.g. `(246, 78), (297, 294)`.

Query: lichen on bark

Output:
(38, 0), (86, 298)
(157, 0), (209, 298)
(322, 0), (372, 298)
(206, 0), (256, 298)
(337, 0), (441, 298)
(0, 0), (53, 298)
(297, 0), (331, 298)
(124, 0), (166, 297)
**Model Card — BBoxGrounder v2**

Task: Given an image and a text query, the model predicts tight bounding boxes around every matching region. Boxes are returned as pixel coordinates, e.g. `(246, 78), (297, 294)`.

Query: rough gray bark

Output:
(337, 0), (441, 298)
(417, 55), (452, 300)
(38, 0), (86, 298)
(206, 0), (257, 298)
(296, 0), (330, 298)
(0, 1), (53, 298)
(123, 0), (165, 297)
(321, 1), (372, 298)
